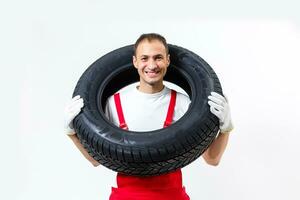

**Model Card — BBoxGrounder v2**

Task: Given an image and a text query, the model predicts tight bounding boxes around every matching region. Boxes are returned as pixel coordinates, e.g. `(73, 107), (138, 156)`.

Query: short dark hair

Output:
(133, 33), (169, 56)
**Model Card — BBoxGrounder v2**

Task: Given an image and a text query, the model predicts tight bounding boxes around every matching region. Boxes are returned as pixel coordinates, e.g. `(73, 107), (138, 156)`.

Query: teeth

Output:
(146, 71), (157, 73)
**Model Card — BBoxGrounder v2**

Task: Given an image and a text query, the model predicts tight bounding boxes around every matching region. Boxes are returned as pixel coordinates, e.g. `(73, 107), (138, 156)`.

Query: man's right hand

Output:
(64, 95), (84, 135)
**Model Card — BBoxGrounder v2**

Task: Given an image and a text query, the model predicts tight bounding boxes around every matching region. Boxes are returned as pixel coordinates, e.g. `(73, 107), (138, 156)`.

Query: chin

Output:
(147, 80), (164, 86)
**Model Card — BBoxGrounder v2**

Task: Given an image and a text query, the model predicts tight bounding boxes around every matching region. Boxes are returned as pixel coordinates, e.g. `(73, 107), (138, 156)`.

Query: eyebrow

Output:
(140, 54), (164, 58)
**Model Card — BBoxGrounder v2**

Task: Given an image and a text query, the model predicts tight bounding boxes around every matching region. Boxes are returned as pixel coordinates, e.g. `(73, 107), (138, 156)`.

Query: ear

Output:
(167, 54), (170, 67)
(132, 55), (138, 69)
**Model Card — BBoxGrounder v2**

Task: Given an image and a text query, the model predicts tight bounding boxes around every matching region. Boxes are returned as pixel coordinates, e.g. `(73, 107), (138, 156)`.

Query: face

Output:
(133, 39), (170, 88)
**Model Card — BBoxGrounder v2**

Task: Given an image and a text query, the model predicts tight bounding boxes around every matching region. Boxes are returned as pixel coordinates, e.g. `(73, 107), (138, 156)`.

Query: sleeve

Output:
(104, 95), (120, 127)
(173, 92), (191, 121)
(104, 96), (113, 122)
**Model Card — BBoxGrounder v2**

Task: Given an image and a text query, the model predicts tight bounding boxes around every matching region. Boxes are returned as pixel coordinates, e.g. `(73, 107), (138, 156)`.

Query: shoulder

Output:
(175, 92), (191, 113)
(108, 85), (136, 100)
(164, 86), (191, 109)
(170, 89), (191, 120)
(176, 91), (190, 103)
(163, 86), (190, 104)
(106, 86), (136, 110)
(168, 87), (190, 105)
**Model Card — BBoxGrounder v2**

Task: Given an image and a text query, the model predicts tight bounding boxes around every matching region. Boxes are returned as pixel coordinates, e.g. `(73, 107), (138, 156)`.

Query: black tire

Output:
(72, 44), (222, 176)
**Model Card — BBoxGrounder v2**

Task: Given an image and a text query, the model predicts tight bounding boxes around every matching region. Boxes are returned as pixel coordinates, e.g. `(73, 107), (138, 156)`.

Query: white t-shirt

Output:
(105, 86), (191, 132)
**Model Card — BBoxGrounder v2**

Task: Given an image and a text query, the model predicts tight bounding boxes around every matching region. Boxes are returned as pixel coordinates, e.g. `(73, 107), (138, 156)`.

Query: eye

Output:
(141, 57), (147, 61)
(156, 56), (163, 60)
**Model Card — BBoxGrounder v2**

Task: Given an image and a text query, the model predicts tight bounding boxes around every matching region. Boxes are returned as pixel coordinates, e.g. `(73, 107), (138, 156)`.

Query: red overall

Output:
(109, 90), (190, 200)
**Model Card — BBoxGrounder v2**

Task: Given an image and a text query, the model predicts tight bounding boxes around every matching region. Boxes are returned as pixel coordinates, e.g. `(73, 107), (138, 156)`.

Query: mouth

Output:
(145, 70), (160, 77)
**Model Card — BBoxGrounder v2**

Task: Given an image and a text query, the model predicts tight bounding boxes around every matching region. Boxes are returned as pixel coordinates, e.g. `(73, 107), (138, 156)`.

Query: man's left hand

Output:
(208, 92), (233, 133)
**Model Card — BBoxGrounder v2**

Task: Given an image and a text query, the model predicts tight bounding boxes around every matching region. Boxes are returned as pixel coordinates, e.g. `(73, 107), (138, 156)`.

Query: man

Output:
(64, 33), (233, 199)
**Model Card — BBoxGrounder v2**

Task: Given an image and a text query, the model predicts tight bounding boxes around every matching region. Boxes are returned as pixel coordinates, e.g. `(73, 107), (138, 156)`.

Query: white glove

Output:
(64, 95), (84, 135)
(208, 92), (233, 133)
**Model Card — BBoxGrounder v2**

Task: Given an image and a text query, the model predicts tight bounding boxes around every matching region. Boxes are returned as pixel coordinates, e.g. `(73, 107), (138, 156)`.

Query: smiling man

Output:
(64, 33), (234, 200)
(133, 36), (170, 93)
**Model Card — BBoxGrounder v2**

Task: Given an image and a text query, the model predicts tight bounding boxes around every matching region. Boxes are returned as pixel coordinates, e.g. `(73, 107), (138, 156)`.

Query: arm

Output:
(203, 92), (233, 166)
(64, 95), (100, 167)
(202, 131), (230, 166)
(68, 134), (100, 167)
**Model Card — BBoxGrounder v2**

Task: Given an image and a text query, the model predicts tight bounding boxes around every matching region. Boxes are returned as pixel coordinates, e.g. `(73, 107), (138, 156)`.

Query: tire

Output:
(72, 44), (222, 176)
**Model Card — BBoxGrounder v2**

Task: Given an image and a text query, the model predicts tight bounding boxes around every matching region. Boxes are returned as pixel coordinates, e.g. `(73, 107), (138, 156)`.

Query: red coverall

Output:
(109, 90), (190, 200)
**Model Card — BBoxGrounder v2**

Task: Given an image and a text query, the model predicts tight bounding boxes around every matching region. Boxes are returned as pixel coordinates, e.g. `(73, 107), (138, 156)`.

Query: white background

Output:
(1, 0), (300, 200)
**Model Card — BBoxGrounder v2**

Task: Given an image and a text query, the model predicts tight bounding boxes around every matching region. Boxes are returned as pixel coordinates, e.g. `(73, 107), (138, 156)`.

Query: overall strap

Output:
(114, 93), (128, 130)
(163, 90), (177, 128)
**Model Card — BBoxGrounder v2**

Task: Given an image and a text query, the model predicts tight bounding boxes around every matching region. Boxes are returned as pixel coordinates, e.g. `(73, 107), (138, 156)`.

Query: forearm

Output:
(202, 131), (230, 166)
(68, 134), (100, 167)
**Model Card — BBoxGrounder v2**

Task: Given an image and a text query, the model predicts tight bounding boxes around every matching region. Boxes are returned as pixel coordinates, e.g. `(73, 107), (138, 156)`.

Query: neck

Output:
(137, 82), (164, 94)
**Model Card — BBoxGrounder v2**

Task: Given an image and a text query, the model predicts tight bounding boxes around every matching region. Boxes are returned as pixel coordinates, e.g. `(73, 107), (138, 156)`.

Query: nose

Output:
(148, 59), (157, 69)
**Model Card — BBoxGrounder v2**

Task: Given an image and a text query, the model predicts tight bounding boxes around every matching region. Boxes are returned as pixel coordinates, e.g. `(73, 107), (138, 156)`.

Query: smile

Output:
(145, 70), (160, 77)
